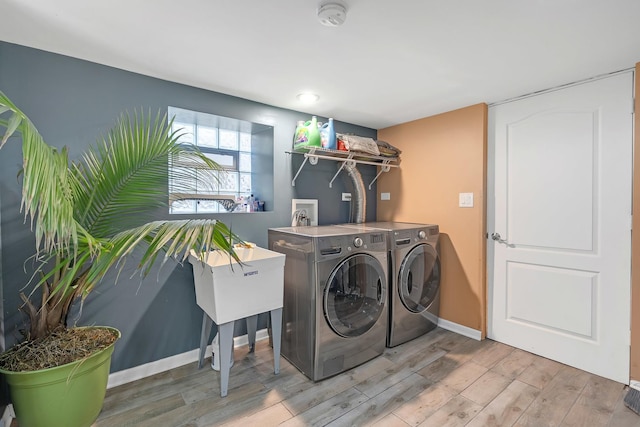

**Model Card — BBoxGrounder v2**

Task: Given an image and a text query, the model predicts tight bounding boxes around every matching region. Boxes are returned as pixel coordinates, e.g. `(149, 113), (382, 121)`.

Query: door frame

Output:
(631, 63), (640, 382)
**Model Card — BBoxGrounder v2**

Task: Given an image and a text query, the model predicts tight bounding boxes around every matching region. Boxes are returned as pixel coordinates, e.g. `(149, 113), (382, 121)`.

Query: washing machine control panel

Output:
(418, 230), (427, 239)
(314, 233), (387, 260)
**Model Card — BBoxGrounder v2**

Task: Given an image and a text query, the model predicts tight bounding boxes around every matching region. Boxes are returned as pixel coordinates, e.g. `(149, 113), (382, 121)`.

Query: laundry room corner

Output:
(376, 103), (488, 338)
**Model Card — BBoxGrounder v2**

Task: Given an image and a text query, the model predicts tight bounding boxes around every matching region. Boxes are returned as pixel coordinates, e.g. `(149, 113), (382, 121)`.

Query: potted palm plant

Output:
(0, 91), (242, 427)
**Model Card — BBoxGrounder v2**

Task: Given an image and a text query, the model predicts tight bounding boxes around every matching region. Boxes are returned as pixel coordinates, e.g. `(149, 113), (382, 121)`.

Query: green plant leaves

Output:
(0, 90), (242, 337)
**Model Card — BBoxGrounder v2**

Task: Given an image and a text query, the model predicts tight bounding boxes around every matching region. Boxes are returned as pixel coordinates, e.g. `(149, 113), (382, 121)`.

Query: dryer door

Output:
(324, 253), (386, 338)
(398, 244), (440, 313)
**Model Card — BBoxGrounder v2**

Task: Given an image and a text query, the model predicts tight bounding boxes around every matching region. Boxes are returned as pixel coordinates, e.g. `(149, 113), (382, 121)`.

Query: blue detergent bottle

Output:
(320, 118), (337, 150)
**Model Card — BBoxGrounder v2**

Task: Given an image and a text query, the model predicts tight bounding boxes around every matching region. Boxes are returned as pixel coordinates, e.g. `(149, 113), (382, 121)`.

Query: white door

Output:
(488, 72), (633, 383)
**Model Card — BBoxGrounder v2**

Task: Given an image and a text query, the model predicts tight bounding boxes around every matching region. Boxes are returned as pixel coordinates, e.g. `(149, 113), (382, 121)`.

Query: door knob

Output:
(491, 232), (508, 244)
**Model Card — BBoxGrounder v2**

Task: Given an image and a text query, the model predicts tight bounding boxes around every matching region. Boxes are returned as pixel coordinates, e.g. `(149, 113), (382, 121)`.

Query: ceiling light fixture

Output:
(297, 92), (320, 103)
(317, 2), (347, 27)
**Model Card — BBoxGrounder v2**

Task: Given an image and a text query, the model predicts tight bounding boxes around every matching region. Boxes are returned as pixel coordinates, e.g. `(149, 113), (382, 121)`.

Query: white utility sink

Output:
(189, 247), (286, 325)
(189, 246), (286, 397)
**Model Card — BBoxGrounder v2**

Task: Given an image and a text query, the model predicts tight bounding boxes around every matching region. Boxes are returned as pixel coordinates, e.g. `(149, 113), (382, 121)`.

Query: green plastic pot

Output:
(0, 326), (120, 427)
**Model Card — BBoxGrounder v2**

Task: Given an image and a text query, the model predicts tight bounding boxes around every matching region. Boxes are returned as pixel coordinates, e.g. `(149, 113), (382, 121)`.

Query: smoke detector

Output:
(317, 2), (347, 27)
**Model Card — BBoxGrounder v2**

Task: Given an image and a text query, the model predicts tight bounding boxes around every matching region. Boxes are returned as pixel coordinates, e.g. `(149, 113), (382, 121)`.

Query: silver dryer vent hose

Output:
(344, 162), (366, 224)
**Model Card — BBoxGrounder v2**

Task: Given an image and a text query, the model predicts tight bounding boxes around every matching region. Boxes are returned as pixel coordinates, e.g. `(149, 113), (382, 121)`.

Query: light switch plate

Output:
(459, 192), (474, 208)
(380, 192), (391, 200)
(342, 193), (352, 201)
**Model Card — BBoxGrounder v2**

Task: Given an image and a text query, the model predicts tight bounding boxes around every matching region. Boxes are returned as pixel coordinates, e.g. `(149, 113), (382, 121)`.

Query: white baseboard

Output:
(630, 380), (640, 391)
(437, 318), (482, 341)
(1, 404), (14, 427)
(109, 322), (481, 389)
(107, 329), (270, 389)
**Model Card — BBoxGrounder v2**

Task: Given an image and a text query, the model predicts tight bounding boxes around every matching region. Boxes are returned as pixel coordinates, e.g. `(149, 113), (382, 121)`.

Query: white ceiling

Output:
(1, 0), (639, 129)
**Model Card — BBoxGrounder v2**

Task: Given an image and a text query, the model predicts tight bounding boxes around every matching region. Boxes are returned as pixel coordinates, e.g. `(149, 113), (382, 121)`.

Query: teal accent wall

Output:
(0, 41), (378, 376)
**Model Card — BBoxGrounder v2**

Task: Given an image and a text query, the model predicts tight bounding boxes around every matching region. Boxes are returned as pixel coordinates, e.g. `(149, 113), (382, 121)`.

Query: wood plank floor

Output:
(93, 328), (640, 426)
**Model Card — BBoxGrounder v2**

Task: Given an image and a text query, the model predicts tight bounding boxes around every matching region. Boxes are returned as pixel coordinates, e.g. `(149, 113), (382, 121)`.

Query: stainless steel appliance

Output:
(337, 222), (440, 347)
(267, 225), (388, 381)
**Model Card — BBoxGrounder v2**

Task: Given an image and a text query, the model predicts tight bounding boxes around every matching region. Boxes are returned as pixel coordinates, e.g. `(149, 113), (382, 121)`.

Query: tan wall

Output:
(631, 64), (640, 381)
(377, 104), (488, 336)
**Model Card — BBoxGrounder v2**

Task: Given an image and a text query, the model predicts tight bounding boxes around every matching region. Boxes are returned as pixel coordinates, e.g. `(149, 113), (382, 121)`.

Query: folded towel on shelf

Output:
(337, 134), (380, 155)
(376, 140), (401, 158)
(234, 242), (256, 249)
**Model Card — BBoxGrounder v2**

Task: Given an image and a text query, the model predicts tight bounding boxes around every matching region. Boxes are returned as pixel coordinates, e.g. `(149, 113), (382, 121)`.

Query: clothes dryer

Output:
(337, 222), (440, 347)
(268, 225), (388, 381)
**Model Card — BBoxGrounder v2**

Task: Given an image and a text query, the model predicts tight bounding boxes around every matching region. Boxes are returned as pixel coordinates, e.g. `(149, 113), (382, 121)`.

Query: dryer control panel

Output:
(392, 225), (439, 249)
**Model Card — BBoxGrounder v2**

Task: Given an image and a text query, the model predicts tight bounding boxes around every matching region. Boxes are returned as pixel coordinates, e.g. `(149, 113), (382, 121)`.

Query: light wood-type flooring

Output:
(93, 328), (640, 426)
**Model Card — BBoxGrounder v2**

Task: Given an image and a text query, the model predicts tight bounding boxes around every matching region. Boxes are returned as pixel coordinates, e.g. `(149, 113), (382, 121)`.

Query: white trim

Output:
(486, 106), (497, 341)
(107, 348), (205, 389)
(1, 404), (14, 427)
(107, 329), (270, 389)
(437, 318), (482, 341)
(234, 328), (270, 348)
(630, 380), (640, 391)
(438, 319), (482, 341)
(488, 68), (634, 108)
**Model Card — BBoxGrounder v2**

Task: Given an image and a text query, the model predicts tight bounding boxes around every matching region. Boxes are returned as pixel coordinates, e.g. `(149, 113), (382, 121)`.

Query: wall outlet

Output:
(381, 192), (391, 200)
(459, 192), (474, 208)
(342, 193), (352, 201)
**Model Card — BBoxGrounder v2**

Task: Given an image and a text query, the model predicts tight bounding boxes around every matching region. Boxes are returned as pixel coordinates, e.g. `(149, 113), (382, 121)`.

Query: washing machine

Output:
(337, 222), (440, 347)
(267, 225), (388, 381)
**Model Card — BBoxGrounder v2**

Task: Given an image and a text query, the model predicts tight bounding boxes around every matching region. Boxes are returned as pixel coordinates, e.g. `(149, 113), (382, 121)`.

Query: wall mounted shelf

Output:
(287, 147), (399, 190)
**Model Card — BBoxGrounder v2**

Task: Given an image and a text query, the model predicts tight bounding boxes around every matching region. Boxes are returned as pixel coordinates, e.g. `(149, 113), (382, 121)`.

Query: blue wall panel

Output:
(0, 42), (378, 374)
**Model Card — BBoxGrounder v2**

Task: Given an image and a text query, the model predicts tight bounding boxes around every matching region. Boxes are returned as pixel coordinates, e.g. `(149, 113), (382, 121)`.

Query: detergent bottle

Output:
(292, 121), (305, 146)
(293, 116), (321, 151)
(320, 118), (337, 150)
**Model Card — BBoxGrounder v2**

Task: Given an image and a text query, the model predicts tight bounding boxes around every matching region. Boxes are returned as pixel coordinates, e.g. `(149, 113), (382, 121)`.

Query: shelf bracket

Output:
(329, 160), (354, 188)
(368, 163), (392, 190)
(291, 156), (310, 186)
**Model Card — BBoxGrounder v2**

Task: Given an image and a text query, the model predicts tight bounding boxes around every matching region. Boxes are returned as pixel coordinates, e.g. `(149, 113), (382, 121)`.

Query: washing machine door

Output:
(324, 253), (386, 338)
(398, 243), (440, 313)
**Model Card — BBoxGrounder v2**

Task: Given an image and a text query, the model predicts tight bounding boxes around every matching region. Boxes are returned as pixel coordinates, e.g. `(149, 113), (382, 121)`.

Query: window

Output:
(168, 107), (273, 214)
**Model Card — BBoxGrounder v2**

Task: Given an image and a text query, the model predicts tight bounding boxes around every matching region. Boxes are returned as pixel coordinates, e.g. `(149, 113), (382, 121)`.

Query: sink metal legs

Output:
(198, 314), (213, 369)
(217, 321), (234, 397)
(246, 315), (257, 353)
(197, 308), (282, 397)
(271, 308), (282, 374)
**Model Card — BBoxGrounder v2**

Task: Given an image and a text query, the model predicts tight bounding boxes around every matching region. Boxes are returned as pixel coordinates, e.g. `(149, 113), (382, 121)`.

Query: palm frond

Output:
(80, 219), (242, 295)
(72, 110), (223, 237)
(0, 90), (78, 258)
